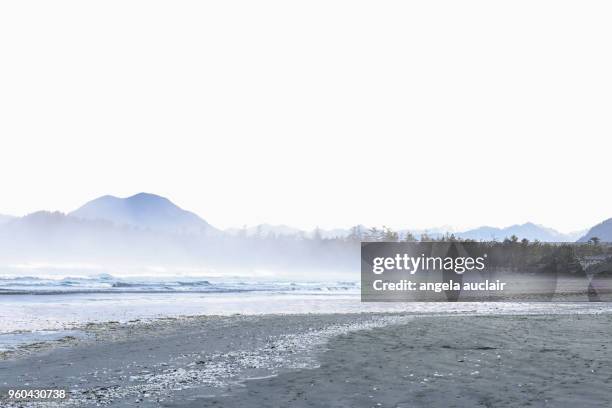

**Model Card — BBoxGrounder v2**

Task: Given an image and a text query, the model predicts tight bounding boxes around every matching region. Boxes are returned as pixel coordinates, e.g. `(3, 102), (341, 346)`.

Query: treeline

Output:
(348, 226), (612, 275)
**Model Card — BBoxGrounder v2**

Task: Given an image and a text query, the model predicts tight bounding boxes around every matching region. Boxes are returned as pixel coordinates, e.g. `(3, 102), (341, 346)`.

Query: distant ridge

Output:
(0, 192), (601, 243)
(0, 193), (607, 275)
(456, 222), (583, 242)
(578, 218), (612, 242)
(70, 193), (216, 234)
(225, 222), (583, 242)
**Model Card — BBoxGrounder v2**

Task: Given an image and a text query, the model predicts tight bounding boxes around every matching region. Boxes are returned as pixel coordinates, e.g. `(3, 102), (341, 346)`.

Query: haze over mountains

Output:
(0, 194), (358, 276)
(0, 193), (607, 277)
(0, 193), (598, 242)
(578, 218), (612, 243)
(458, 223), (585, 242)
(71, 193), (217, 235)
(227, 222), (584, 242)
(0, 193), (600, 241)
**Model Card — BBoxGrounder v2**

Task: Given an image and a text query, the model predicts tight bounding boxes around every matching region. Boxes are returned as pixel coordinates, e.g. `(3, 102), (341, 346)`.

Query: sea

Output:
(1, 272), (612, 352)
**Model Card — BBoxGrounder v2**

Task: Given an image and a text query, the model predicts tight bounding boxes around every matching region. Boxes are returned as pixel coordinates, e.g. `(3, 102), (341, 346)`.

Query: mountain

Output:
(308, 223), (579, 242)
(457, 222), (583, 242)
(0, 193), (602, 275)
(0, 210), (216, 265)
(578, 218), (612, 242)
(0, 210), (357, 275)
(223, 222), (584, 242)
(70, 193), (217, 235)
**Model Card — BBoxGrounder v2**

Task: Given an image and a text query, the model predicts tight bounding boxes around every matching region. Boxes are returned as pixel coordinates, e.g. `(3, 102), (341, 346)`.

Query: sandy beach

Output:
(1, 310), (611, 407)
(205, 314), (612, 408)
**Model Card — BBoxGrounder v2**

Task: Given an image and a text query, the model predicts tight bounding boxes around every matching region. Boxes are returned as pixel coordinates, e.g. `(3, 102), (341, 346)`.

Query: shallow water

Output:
(0, 329), (89, 352)
(2, 289), (612, 352)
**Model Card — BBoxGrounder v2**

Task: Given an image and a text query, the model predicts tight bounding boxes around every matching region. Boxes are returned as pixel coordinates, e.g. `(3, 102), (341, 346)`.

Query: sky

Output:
(0, 1), (610, 233)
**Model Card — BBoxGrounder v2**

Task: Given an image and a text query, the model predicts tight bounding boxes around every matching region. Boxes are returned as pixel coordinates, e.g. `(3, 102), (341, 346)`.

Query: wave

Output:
(0, 274), (360, 295)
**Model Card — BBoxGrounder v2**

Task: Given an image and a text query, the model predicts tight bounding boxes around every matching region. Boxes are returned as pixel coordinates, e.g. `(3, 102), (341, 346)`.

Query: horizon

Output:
(0, 191), (593, 235)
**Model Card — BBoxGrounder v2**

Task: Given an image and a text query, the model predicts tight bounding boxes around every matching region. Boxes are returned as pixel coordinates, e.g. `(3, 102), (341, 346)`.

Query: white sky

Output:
(0, 1), (610, 233)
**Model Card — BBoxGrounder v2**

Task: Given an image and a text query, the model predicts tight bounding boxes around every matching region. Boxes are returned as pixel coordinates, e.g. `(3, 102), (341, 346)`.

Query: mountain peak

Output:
(578, 218), (612, 242)
(127, 192), (170, 202)
(70, 193), (215, 234)
(458, 222), (579, 242)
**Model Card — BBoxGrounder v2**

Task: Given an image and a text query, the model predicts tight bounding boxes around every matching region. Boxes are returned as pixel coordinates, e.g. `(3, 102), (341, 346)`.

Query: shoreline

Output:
(3, 299), (612, 359)
(3, 290), (612, 353)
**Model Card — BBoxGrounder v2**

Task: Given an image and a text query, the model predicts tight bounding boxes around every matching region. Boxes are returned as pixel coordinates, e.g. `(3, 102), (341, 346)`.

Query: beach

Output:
(207, 314), (612, 408)
(1, 309), (612, 407)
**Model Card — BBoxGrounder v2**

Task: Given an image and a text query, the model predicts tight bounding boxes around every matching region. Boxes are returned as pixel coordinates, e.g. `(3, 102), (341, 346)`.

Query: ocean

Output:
(2, 273), (612, 353)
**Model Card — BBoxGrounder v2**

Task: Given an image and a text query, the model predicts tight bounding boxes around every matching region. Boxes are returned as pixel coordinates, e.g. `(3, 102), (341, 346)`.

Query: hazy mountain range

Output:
(227, 222), (584, 242)
(578, 218), (612, 243)
(0, 193), (607, 276)
(0, 193), (598, 242)
(71, 193), (217, 235)
(458, 223), (585, 242)
(0, 193), (600, 242)
(0, 194), (357, 276)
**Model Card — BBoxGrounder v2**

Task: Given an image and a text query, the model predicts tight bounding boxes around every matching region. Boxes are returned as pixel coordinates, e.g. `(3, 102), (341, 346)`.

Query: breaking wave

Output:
(0, 274), (360, 295)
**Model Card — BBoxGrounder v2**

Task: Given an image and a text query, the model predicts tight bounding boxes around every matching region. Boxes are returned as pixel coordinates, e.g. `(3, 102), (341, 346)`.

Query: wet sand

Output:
(203, 314), (612, 408)
(1, 312), (611, 407)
